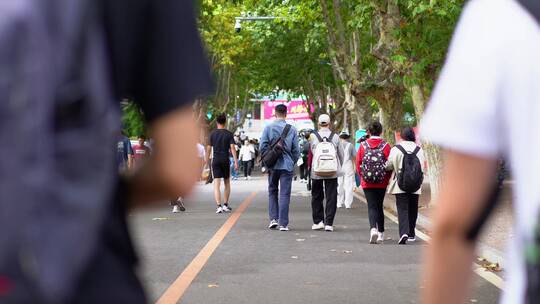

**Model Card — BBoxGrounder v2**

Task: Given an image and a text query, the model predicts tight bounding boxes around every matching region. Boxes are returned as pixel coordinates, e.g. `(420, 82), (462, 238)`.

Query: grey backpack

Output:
(0, 1), (119, 303)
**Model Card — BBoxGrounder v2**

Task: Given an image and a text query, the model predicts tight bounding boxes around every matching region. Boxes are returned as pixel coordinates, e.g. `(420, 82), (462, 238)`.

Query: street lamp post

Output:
(234, 16), (279, 32)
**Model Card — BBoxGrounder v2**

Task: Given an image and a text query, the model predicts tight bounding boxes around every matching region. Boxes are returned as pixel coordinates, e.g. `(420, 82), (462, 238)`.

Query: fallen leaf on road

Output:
(483, 263), (501, 272)
(470, 300), (478, 303)
(208, 284), (219, 288)
(329, 249), (337, 252)
(343, 250), (353, 254)
(152, 217), (170, 221)
(296, 239), (306, 242)
(291, 256), (298, 259)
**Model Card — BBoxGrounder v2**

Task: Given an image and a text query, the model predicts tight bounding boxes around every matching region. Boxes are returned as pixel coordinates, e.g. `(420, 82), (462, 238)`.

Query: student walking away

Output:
(385, 127), (425, 244)
(171, 143), (206, 213)
(239, 139), (255, 180)
(229, 140), (240, 180)
(260, 104), (300, 231)
(356, 121), (391, 244)
(337, 132), (356, 209)
(298, 132), (311, 183)
(310, 114), (344, 232)
(117, 131), (134, 173)
(250, 139), (258, 172)
(207, 113), (238, 214)
(132, 135), (151, 169)
(0, 1), (213, 303)
(419, 1), (540, 303)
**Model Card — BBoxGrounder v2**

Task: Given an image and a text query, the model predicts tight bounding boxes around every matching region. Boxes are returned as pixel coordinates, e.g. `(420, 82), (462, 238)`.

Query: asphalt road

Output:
(129, 176), (501, 304)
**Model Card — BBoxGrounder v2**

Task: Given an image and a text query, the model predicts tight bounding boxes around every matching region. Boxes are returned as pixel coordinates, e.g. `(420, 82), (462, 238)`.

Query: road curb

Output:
(352, 191), (506, 269)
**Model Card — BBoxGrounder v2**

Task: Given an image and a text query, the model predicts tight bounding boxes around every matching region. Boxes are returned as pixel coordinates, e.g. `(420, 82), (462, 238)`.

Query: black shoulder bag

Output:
(262, 124), (292, 169)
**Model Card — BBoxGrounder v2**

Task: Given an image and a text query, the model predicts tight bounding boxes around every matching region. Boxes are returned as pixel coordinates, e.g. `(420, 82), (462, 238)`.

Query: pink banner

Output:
(263, 100), (311, 120)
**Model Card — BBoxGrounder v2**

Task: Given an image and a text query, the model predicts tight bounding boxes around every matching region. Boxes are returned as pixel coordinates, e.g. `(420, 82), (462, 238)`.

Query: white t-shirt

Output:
(239, 145), (254, 161)
(421, 0), (540, 302)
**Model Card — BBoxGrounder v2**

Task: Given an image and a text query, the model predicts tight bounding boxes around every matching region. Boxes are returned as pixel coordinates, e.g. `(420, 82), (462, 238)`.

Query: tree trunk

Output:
(423, 142), (442, 203)
(410, 84), (427, 119)
(378, 90), (403, 145)
(409, 83), (443, 203)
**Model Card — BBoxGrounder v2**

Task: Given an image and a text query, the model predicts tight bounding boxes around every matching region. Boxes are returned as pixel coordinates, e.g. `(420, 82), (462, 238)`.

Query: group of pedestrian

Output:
(117, 133), (152, 173)
(259, 105), (425, 245)
(357, 122), (425, 245)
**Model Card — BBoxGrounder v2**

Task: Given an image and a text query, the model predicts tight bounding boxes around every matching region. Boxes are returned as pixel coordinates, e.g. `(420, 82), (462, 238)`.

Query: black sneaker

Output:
(399, 234), (409, 245)
(178, 200), (186, 212)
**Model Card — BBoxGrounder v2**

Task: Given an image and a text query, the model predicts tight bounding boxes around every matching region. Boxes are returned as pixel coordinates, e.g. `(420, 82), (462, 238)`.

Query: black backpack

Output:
(262, 124), (292, 168)
(395, 145), (423, 193)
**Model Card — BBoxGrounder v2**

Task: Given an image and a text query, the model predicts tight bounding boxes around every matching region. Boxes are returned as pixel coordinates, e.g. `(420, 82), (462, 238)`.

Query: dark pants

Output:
(395, 193), (419, 238)
(242, 160), (252, 177)
(311, 178), (338, 226)
(268, 170), (293, 227)
(364, 188), (387, 232)
(299, 156), (308, 180)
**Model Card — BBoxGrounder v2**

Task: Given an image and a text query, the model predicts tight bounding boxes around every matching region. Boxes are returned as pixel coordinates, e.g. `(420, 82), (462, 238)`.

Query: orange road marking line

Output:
(156, 191), (258, 304)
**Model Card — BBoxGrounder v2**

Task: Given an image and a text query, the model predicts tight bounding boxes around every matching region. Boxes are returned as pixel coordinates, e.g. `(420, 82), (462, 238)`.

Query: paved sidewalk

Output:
(130, 177), (501, 304)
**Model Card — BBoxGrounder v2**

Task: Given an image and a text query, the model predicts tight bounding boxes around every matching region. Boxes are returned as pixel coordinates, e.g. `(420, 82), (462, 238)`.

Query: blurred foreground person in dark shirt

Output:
(0, 1), (212, 303)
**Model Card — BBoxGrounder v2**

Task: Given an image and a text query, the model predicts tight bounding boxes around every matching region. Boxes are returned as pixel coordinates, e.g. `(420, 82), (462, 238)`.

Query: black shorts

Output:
(211, 157), (230, 179)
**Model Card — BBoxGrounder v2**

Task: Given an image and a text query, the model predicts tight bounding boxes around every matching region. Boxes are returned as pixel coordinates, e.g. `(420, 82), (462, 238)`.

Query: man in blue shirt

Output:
(260, 104), (300, 231)
(117, 131), (134, 172)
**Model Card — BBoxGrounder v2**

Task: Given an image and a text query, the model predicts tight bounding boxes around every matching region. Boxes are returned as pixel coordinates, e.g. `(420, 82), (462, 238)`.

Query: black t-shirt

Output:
(75, 2), (213, 303)
(102, 0), (214, 121)
(210, 129), (234, 160)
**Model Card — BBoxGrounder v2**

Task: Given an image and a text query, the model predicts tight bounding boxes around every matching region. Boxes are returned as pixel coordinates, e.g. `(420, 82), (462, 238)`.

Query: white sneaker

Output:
(222, 205), (232, 212)
(377, 232), (385, 244)
(312, 221), (325, 230)
(172, 205), (180, 213)
(337, 204), (344, 209)
(399, 234), (409, 245)
(369, 228), (378, 244)
(268, 220), (279, 229)
(408, 237), (416, 242)
(324, 225), (334, 232)
(279, 226), (290, 231)
(248, 176), (252, 180)
(216, 206), (223, 214)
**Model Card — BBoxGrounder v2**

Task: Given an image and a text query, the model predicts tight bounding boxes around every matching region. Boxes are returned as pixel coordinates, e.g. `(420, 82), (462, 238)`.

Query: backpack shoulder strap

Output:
(412, 146), (421, 156)
(328, 132), (335, 142)
(518, 0), (540, 25)
(313, 131), (323, 142)
(280, 124), (292, 140)
(396, 145), (408, 155)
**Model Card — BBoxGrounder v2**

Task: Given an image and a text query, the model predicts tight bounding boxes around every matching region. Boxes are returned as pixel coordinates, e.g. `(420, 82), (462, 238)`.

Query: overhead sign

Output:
(263, 100), (312, 121)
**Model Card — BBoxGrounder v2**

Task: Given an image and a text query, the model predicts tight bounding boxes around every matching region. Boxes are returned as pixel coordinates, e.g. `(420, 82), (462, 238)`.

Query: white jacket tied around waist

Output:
(385, 141), (426, 195)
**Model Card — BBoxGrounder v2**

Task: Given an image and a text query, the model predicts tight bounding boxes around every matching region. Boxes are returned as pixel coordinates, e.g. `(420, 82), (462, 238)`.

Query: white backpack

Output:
(312, 132), (338, 177)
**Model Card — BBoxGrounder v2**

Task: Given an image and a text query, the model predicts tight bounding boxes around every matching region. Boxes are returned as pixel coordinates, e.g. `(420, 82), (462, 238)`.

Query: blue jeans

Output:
(268, 169), (293, 227)
(230, 157), (238, 178)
